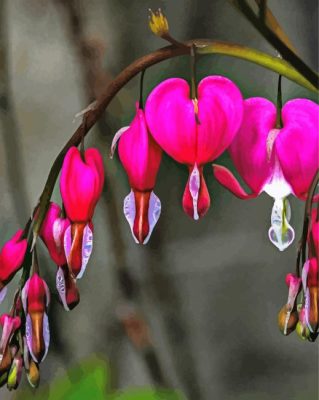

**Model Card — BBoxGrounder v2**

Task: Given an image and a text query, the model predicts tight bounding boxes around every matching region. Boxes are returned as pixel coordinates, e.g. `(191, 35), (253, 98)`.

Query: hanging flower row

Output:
(0, 7), (318, 392)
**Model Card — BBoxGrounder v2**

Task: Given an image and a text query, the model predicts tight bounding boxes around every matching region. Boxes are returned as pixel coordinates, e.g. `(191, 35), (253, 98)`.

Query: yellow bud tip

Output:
(148, 8), (169, 37)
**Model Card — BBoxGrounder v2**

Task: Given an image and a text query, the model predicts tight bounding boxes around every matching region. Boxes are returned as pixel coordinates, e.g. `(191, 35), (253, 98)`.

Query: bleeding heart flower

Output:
(60, 147), (104, 222)
(145, 76), (243, 219)
(21, 274), (50, 363)
(111, 103), (162, 244)
(60, 147), (103, 278)
(55, 265), (80, 311)
(213, 98), (319, 251)
(40, 202), (70, 266)
(277, 273), (301, 336)
(40, 202), (79, 310)
(0, 231), (27, 303)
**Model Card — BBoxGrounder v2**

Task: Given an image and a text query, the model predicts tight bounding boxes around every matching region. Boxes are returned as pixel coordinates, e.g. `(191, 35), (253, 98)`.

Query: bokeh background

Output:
(0, 0), (318, 399)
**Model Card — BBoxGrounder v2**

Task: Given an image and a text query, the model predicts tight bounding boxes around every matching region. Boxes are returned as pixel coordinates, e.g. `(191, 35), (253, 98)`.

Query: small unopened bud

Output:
(7, 355), (23, 390)
(295, 321), (310, 340)
(148, 9), (169, 37)
(278, 305), (298, 335)
(27, 360), (40, 388)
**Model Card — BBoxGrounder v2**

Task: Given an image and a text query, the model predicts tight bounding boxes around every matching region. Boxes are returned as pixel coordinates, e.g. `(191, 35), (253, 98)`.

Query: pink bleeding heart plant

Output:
(112, 103), (162, 244)
(40, 202), (79, 311)
(213, 98), (319, 251)
(60, 147), (104, 279)
(0, 230), (27, 303)
(22, 273), (50, 364)
(145, 76), (243, 220)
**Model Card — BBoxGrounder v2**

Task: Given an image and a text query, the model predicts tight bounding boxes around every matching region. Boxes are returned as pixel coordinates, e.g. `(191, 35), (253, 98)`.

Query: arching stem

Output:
(275, 74), (283, 129)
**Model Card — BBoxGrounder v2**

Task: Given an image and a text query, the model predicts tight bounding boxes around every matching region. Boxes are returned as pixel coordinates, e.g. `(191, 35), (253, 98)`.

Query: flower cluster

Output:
(0, 146), (104, 389)
(112, 76), (318, 250)
(278, 207), (319, 341)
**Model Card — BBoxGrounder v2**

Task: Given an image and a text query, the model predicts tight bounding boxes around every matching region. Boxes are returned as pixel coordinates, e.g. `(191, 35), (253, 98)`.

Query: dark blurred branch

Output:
(54, 0), (170, 388)
(230, 0), (318, 87)
(0, 0), (30, 224)
(254, 0), (297, 53)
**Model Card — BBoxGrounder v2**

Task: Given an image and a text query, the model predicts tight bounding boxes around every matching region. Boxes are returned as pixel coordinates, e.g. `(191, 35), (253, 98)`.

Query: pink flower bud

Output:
(113, 104), (162, 244)
(0, 231), (27, 302)
(0, 314), (21, 362)
(22, 274), (50, 363)
(40, 202), (70, 266)
(60, 147), (104, 222)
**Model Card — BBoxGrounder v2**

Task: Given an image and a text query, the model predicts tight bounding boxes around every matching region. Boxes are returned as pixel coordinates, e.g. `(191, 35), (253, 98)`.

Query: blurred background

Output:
(0, 0), (318, 399)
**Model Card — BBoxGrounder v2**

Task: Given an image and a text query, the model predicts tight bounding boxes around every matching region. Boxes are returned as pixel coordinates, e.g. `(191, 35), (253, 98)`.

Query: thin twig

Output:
(229, 0), (318, 87)
(254, 0), (297, 53)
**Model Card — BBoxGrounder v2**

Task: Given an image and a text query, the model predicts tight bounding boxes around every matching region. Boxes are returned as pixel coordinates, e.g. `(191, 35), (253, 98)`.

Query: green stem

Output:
(139, 69), (146, 109)
(296, 169), (319, 276)
(229, 0), (319, 89)
(275, 75), (282, 129)
(190, 44), (197, 100)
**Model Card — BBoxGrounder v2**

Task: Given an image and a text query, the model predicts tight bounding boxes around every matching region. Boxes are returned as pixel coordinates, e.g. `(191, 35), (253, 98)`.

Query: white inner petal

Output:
(263, 157), (292, 200)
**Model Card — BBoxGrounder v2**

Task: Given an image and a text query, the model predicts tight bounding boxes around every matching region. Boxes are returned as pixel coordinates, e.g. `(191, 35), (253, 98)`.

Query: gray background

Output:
(0, 0), (318, 399)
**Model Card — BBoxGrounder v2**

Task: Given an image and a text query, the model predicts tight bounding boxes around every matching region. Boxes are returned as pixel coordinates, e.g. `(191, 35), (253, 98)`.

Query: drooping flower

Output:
(0, 315), (21, 370)
(277, 273), (301, 336)
(112, 103), (162, 244)
(40, 202), (79, 310)
(213, 98), (319, 250)
(145, 76), (243, 219)
(40, 202), (70, 266)
(60, 147), (104, 278)
(0, 231), (27, 303)
(22, 273), (50, 363)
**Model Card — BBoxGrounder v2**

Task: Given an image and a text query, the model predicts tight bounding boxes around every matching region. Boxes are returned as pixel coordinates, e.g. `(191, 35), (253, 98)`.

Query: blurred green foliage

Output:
(13, 356), (185, 400)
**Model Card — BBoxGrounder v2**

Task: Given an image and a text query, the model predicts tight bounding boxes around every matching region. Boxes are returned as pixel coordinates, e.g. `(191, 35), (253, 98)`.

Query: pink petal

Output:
(77, 223), (93, 279)
(228, 97), (277, 194)
(196, 76), (243, 163)
(60, 147), (104, 222)
(212, 164), (258, 199)
(183, 165), (210, 219)
(0, 230), (27, 284)
(40, 202), (70, 266)
(145, 78), (197, 165)
(275, 99), (319, 199)
(145, 76), (243, 166)
(118, 104), (162, 191)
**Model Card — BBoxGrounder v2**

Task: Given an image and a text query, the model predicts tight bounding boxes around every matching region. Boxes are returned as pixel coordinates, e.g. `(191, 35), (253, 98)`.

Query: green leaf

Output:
(14, 355), (109, 400)
(110, 387), (185, 400)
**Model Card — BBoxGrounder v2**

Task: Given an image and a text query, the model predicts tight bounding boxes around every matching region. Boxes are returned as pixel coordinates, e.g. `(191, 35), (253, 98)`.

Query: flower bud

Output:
(7, 354), (23, 390)
(26, 360), (40, 388)
(148, 9), (169, 37)
(0, 231), (27, 303)
(277, 305), (298, 335)
(22, 274), (50, 363)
